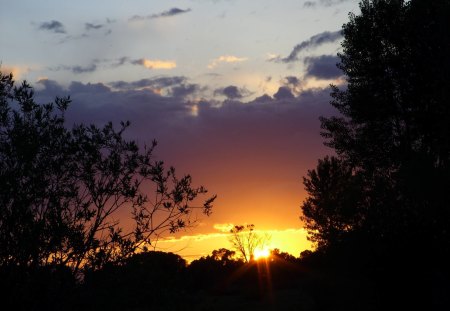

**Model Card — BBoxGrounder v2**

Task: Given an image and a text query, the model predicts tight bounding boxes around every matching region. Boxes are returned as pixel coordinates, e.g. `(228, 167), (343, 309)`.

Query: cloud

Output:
(130, 7), (191, 21)
(109, 76), (204, 99)
(169, 84), (203, 98)
(109, 76), (187, 90)
(303, 0), (353, 8)
(303, 1), (316, 7)
(273, 86), (295, 100)
(304, 55), (342, 79)
(49, 64), (97, 74)
(72, 64), (97, 74)
(38, 20), (66, 34)
(208, 55), (248, 69)
(266, 53), (282, 62)
(214, 85), (251, 99)
(85, 23), (104, 31)
(132, 58), (177, 70)
(213, 223), (234, 233)
(277, 30), (342, 63)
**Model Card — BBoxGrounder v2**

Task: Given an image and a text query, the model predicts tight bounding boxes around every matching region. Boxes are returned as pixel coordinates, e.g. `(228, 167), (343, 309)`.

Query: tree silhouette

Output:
(301, 0), (450, 307)
(301, 156), (365, 249)
(228, 224), (270, 262)
(0, 71), (216, 279)
(302, 0), (450, 254)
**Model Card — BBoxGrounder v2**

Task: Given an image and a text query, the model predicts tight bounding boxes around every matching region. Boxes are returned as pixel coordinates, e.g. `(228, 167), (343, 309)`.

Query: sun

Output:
(253, 247), (270, 260)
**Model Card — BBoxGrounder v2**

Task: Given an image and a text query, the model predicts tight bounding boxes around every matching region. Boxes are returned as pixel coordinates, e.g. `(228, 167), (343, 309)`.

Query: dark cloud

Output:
(109, 76), (204, 100)
(303, 0), (352, 8)
(273, 87), (295, 100)
(72, 64), (97, 74)
(251, 94), (273, 103)
(157, 7), (191, 17)
(131, 59), (145, 66)
(303, 1), (316, 8)
(130, 8), (191, 21)
(304, 55), (342, 79)
(110, 76), (187, 90)
(85, 23), (104, 31)
(68, 81), (110, 94)
(168, 84), (201, 98)
(112, 57), (129, 67)
(50, 64), (97, 74)
(284, 76), (300, 86)
(280, 30), (342, 63)
(214, 85), (251, 100)
(38, 20), (66, 34)
(222, 86), (243, 99)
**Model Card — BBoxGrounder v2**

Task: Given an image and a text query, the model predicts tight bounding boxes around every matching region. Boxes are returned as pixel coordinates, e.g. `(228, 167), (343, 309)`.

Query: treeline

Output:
(0, 248), (314, 310)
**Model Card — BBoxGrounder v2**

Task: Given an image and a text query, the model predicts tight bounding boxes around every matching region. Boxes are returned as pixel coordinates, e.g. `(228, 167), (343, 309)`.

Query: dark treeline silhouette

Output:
(301, 0), (450, 309)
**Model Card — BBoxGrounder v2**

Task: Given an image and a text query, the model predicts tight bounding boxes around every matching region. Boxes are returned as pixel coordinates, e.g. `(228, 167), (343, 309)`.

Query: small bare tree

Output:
(228, 224), (270, 262)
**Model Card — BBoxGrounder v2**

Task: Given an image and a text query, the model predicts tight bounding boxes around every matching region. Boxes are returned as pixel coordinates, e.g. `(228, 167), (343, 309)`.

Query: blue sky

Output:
(2, 0), (358, 99)
(1, 0), (360, 258)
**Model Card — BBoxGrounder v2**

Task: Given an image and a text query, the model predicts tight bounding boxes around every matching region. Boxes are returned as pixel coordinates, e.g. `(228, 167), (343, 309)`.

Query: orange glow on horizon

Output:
(154, 227), (313, 262)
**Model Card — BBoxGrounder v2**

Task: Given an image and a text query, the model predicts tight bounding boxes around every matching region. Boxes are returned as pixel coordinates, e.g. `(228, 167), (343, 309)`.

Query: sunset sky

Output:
(1, 0), (360, 260)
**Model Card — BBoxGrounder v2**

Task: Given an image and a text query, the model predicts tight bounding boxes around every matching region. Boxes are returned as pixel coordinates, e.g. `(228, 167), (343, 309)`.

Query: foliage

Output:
(302, 0), (450, 254)
(301, 156), (365, 249)
(0, 71), (216, 277)
(228, 224), (270, 262)
(82, 251), (187, 310)
(270, 248), (298, 263)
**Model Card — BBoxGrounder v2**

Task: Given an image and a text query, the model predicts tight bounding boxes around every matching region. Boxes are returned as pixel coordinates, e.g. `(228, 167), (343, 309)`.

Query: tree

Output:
(0, 71), (216, 276)
(228, 224), (270, 262)
(301, 156), (365, 249)
(210, 248), (237, 263)
(302, 0), (450, 254)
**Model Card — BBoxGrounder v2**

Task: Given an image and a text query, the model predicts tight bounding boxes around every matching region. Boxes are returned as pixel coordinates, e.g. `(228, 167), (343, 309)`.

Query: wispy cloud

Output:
(130, 7), (191, 21)
(37, 20), (66, 34)
(303, 0), (353, 8)
(49, 63), (97, 74)
(208, 55), (248, 69)
(132, 58), (177, 70)
(272, 30), (342, 63)
(109, 76), (187, 90)
(85, 23), (104, 31)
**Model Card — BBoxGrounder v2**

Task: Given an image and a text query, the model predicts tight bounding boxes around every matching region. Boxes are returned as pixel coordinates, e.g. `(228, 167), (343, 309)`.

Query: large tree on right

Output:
(303, 0), (450, 259)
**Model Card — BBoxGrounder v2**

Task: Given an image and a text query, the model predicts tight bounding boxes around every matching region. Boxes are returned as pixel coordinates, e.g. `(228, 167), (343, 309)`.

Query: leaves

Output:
(0, 70), (215, 274)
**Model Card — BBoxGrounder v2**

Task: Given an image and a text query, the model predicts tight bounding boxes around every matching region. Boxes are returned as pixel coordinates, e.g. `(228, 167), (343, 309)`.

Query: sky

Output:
(1, 0), (360, 260)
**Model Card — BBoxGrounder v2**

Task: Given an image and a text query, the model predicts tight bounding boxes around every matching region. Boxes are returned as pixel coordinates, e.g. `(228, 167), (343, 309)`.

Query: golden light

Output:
(254, 247), (270, 260)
